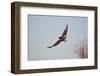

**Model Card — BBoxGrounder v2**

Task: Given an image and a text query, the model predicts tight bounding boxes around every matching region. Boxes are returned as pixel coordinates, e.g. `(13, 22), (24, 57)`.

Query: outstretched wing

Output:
(48, 40), (61, 48)
(61, 24), (68, 37)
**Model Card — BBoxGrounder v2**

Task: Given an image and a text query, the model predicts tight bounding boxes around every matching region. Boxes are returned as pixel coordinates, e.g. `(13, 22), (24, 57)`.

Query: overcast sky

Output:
(28, 15), (88, 61)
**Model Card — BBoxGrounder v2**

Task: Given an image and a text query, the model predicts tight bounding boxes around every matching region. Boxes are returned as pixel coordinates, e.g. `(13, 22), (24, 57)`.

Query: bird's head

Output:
(59, 36), (62, 39)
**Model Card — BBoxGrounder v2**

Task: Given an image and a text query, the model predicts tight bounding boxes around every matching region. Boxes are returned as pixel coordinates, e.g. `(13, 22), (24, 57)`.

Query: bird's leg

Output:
(64, 40), (67, 42)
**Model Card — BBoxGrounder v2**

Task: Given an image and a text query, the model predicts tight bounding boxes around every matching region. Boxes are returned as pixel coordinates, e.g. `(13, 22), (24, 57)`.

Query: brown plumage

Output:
(48, 24), (68, 48)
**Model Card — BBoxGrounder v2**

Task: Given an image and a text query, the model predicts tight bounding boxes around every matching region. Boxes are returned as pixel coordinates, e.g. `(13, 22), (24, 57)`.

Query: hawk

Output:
(47, 24), (68, 48)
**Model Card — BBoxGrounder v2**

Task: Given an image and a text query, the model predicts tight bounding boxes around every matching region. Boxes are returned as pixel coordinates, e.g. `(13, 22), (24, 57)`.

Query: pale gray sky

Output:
(28, 15), (88, 61)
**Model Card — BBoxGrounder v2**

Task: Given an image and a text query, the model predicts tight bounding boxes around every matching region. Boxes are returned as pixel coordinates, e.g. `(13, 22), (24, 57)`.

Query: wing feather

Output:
(61, 24), (68, 37)
(48, 40), (61, 48)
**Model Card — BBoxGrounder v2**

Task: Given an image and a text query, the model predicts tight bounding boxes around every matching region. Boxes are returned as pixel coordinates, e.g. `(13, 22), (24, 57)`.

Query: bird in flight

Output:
(47, 24), (68, 48)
